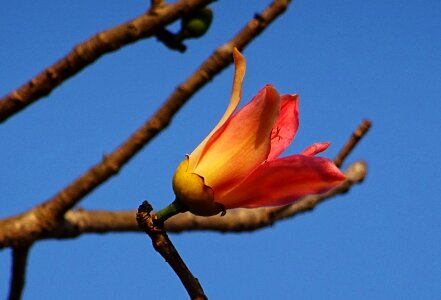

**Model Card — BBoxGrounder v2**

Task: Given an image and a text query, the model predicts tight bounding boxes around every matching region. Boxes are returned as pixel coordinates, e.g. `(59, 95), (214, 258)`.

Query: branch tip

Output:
(334, 119), (372, 167)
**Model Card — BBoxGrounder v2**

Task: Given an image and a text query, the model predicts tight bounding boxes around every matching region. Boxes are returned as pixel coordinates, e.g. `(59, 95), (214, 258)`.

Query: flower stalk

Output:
(155, 200), (188, 224)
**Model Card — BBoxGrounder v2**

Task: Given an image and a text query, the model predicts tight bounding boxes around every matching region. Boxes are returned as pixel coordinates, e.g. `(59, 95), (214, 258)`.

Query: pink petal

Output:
(194, 85), (280, 195)
(189, 48), (246, 171)
(267, 94), (299, 160)
(218, 154), (346, 208)
(301, 142), (331, 156)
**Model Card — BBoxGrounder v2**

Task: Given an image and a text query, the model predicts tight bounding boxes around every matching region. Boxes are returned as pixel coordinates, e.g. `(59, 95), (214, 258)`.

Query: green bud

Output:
(181, 7), (213, 39)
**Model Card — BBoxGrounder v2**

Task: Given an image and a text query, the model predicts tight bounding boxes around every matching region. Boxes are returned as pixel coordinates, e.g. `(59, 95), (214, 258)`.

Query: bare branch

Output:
(150, 0), (166, 11)
(1, 115), (368, 248)
(0, 0), (214, 123)
(137, 202), (207, 300)
(165, 160), (367, 233)
(54, 210), (137, 239)
(334, 119), (372, 167)
(8, 245), (31, 300)
(0, 0), (292, 249)
(37, 160), (366, 240)
(36, 0), (293, 231)
(61, 118), (370, 235)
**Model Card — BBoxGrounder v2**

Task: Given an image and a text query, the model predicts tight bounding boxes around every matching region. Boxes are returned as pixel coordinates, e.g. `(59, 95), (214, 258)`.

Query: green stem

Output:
(155, 200), (187, 223)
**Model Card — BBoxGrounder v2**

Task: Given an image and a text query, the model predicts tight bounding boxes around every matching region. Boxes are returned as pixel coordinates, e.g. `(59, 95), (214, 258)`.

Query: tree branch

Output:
(37, 160), (366, 240)
(1, 115), (369, 250)
(58, 117), (371, 236)
(334, 119), (372, 168)
(166, 160), (367, 233)
(136, 201), (207, 300)
(8, 244), (31, 300)
(0, 0), (292, 249)
(0, 0), (214, 123)
(37, 0), (293, 233)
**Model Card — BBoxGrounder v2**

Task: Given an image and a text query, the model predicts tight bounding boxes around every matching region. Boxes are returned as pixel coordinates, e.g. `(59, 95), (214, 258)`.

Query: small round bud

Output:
(181, 7), (213, 39)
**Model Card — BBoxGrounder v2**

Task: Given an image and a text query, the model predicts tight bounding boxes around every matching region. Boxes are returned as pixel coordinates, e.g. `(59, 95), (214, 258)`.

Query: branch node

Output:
(10, 91), (24, 104)
(254, 13), (266, 23)
(136, 201), (156, 232)
(102, 154), (121, 173)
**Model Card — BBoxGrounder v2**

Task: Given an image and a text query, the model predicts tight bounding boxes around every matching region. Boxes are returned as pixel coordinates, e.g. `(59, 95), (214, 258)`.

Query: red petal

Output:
(267, 94), (299, 160)
(218, 155), (346, 208)
(301, 142), (330, 156)
(194, 85), (280, 194)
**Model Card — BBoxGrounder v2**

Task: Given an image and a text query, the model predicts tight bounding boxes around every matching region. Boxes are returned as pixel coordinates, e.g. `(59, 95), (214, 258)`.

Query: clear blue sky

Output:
(1, 1), (440, 299)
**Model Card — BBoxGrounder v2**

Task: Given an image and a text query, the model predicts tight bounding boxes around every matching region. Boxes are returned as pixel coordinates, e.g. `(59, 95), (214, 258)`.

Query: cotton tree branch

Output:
(334, 119), (372, 168)
(57, 118), (371, 236)
(8, 245), (31, 300)
(0, 0), (214, 123)
(1, 114), (369, 247)
(39, 0), (292, 220)
(137, 202), (207, 300)
(64, 117), (371, 235)
(0, 0), (292, 249)
(151, 0), (166, 10)
(167, 160), (367, 232)
(38, 160), (366, 240)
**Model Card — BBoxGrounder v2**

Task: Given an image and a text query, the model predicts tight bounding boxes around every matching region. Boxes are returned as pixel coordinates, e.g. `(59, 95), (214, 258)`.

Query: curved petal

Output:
(218, 154), (346, 208)
(194, 85), (280, 195)
(301, 142), (330, 156)
(267, 94), (299, 160)
(189, 48), (246, 171)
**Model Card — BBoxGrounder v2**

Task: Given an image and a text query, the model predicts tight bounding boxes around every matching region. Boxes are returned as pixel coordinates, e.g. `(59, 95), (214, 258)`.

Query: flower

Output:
(172, 48), (346, 216)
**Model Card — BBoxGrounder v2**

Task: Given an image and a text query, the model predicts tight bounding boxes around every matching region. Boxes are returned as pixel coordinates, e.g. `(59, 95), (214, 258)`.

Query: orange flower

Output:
(173, 49), (345, 216)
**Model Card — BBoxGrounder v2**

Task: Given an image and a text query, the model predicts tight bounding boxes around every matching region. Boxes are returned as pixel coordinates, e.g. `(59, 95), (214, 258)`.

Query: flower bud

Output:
(181, 7), (213, 39)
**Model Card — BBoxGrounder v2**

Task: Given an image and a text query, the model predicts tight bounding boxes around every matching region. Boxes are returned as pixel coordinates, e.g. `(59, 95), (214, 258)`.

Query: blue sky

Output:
(1, 1), (440, 299)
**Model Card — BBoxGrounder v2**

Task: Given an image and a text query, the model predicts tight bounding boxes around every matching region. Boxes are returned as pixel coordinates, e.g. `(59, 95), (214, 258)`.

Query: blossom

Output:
(172, 48), (345, 216)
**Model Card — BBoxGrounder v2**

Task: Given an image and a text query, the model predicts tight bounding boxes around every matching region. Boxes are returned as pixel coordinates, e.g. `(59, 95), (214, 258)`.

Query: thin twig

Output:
(0, 0), (214, 123)
(265, 161), (366, 223)
(155, 28), (187, 52)
(136, 201), (207, 300)
(334, 119), (372, 167)
(8, 244), (31, 300)
(259, 118), (371, 225)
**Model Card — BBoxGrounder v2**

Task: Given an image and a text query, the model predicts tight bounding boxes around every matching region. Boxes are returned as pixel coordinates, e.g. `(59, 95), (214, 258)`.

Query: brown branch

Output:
(32, 159), (366, 241)
(334, 119), (372, 167)
(151, 0), (166, 10)
(52, 209), (137, 239)
(1, 115), (368, 247)
(136, 201), (207, 300)
(33, 0), (292, 233)
(260, 122), (372, 221)
(166, 160), (367, 232)
(67, 118), (370, 235)
(8, 244), (31, 300)
(0, 0), (214, 123)
(0, 0), (292, 250)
